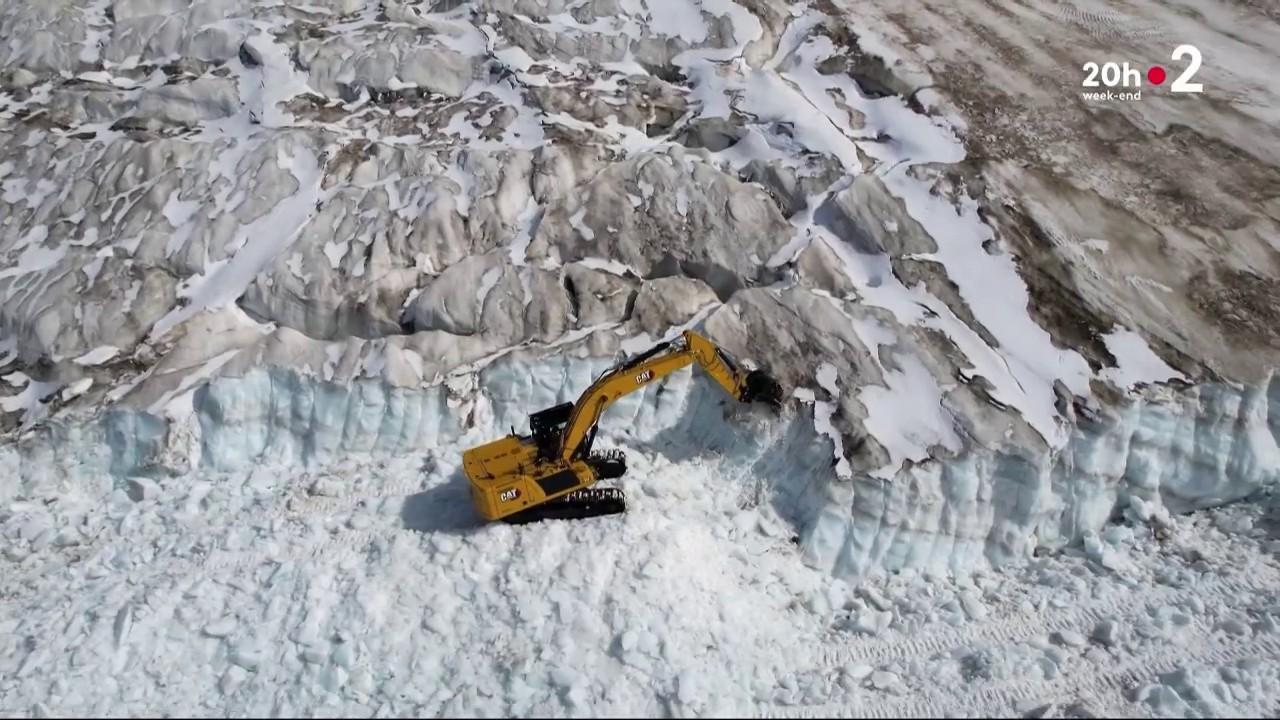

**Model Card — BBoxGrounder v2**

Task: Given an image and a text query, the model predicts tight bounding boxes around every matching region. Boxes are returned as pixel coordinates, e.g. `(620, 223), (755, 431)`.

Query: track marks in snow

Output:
(761, 555), (1280, 718)
(1053, 5), (1171, 42)
(763, 629), (1280, 719)
(810, 570), (1276, 669)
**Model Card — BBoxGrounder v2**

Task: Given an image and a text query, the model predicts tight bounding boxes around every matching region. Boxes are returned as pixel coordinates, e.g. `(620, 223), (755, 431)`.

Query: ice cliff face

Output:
(9, 333), (1278, 581)
(2, 0), (1278, 579)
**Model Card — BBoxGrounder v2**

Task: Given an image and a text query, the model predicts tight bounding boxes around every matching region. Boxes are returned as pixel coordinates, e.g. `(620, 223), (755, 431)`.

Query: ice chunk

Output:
(203, 617), (237, 638)
(850, 609), (893, 636)
(219, 666), (247, 695)
(1051, 630), (1086, 648)
(1091, 619), (1121, 647)
(870, 670), (904, 693)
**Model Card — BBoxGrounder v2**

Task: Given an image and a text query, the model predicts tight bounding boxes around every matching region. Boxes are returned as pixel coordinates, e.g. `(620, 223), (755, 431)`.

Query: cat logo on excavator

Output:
(462, 330), (784, 524)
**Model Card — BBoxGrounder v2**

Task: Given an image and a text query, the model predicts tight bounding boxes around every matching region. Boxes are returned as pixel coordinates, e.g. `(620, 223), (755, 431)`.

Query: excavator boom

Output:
(557, 331), (775, 463)
(463, 330), (782, 523)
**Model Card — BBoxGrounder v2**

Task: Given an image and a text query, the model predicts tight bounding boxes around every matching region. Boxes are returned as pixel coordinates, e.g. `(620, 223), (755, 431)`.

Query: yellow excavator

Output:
(463, 330), (783, 523)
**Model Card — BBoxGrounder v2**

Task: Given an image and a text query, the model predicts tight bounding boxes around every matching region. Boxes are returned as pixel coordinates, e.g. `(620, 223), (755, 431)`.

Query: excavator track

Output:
(587, 449), (627, 479)
(502, 487), (627, 525)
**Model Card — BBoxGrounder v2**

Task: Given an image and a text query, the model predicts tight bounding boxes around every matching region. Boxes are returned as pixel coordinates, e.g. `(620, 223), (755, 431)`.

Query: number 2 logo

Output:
(1170, 44), (1202, 93)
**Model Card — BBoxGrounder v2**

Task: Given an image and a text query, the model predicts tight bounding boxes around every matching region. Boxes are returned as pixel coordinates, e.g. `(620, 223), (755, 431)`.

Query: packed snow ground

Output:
(3, 439), (1280, 717)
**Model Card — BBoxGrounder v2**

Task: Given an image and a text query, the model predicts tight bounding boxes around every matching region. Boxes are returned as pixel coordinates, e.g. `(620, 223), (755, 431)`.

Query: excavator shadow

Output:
(399, 467), (483, 535)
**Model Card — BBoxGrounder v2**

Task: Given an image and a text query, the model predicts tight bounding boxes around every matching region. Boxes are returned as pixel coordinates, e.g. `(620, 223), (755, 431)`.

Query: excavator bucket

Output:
(742, 369), (784, 407)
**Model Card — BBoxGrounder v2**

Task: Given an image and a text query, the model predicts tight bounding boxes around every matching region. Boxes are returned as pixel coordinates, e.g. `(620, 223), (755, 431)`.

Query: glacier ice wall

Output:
(804, 372), (1280, 578)
(8, 358), (1277, 582)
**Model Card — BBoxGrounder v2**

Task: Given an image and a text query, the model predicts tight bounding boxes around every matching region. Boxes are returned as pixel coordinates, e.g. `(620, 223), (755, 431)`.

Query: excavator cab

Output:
(529, 402), (573, 459)
(463, 330), (783, 524)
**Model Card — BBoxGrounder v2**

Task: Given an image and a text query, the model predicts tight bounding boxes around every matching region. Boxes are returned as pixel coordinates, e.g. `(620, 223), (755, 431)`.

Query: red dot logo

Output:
(1148, 66), (1167, 85)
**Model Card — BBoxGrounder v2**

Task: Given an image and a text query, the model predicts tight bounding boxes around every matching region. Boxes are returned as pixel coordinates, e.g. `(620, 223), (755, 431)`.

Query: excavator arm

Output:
(557, 330), (781, 463)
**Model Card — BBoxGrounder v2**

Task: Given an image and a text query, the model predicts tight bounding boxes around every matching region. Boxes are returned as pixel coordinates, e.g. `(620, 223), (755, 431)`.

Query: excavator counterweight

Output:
(463, 330), (783, 523)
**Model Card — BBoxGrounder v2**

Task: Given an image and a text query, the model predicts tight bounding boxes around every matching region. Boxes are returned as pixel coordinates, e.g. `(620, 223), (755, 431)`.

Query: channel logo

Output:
(1081, 45), (1203, 101)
